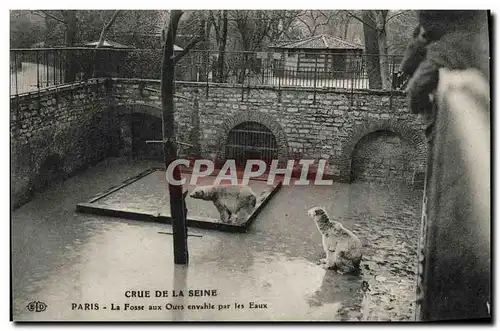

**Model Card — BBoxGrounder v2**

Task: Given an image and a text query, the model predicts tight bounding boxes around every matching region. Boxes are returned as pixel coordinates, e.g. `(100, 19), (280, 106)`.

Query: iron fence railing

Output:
(10, 48), (406, 96)
(10, 47), (130, 95)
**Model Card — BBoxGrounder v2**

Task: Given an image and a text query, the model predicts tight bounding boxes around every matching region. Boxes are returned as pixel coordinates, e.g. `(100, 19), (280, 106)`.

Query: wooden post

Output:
(161, 10), (188, 265)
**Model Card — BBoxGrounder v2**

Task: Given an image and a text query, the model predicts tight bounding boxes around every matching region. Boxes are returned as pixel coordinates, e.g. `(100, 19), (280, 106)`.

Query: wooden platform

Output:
(76, 167), (282, 233)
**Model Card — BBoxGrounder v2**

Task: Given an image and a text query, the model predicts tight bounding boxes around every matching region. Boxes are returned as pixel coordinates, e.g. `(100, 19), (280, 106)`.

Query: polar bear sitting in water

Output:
(190, 184), (257, 223)
(307, 206), (363, 274)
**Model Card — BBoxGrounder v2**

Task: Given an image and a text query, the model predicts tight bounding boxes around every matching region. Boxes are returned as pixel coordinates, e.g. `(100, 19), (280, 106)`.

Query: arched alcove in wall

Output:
(214, 111), (289, 166)
(114, 104), (164, 160)
(34, 153), (64, 192)
(225, 121), (279, 167)
(338, 119), (427, 184)
(350, 129), (422, 183)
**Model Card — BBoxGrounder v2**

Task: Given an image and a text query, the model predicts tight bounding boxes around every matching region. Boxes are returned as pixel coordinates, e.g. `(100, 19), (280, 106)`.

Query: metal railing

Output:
(10, 48), (405, 96)
(176, 50), (404, 90)
(10, 47), (131, 95)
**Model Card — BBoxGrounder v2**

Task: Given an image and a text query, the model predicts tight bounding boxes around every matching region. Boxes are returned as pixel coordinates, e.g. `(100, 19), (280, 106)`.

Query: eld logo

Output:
(26, 301), (47, 312)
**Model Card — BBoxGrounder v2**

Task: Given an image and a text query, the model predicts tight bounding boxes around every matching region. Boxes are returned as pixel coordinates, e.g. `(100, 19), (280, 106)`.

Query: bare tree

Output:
(233, 10), (270, 51)
(232, 10), (268, 83)
(38, 10), (78, 82)
(329, 11), (353, 40)
(373, 10), (390, 89)
(265, 10), (302, 43)
(385, 11), (418, 55)
(198, 12), (212, 82)
(361, 12), (382, 89)
(173, 11), (211, 81)
(96, 10), (121, 48)
(347, 10), (407, 89)
(210, 10), (228, 82)
(231, 10), (301, 83)
(30, 10), (77, 46)
(161, 9), (205, 264)
(296, 10), (333, 37)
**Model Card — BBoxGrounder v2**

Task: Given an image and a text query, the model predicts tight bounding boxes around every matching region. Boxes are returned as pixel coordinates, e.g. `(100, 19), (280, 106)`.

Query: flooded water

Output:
(95, 170), (274, 221)
(11, 157), (423, 321)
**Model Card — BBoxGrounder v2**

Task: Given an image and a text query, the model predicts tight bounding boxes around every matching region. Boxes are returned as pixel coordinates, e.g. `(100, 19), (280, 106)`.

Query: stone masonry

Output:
(10, 79), (112, 208)
(11, 78), (427, 208)
(351, 130), (423, 183)
(112, 79), (427, 182)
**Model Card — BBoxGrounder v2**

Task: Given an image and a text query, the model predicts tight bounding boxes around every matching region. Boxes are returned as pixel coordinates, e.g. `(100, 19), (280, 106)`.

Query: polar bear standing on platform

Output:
(307, 206), (363, 274)
(190, 184), (257, 223)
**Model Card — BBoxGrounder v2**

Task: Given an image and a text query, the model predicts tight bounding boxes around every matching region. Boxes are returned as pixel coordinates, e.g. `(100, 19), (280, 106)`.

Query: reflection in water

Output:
(11, 157), (423, 321)
(172, 265), (188, 321)
(307, 270), (364, 321)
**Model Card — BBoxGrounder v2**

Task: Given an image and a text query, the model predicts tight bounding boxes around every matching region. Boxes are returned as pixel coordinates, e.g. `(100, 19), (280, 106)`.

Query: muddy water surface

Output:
(11, 157), (423, 321)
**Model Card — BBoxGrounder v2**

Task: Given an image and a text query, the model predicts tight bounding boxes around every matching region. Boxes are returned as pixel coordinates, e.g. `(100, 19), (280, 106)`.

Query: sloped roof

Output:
(85, 39), (183, 51)
(271, 34), (363, 50)
(84, 40), (135, 49)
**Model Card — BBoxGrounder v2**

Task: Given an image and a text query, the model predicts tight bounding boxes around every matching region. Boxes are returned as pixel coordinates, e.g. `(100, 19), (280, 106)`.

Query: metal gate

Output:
(225, 121), (278, 168)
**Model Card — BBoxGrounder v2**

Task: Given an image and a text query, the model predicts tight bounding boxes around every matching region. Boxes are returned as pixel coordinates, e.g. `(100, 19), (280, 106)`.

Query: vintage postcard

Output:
(9, 9), (491, 322)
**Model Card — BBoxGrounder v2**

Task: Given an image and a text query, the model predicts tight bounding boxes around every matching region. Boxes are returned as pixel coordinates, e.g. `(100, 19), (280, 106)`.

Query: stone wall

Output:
(351, 130), (422, 182)
(111, 80), (199, 158)
(112, 79), (427, 183)
(10, 80), (112, 208)
(11, 78), (427, 208)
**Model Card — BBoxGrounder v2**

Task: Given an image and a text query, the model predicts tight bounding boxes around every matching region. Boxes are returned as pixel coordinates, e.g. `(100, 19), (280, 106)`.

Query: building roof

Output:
(84, 39), (135, 49)
(89, 36), (184, 51)
(271, 34), (364, 50)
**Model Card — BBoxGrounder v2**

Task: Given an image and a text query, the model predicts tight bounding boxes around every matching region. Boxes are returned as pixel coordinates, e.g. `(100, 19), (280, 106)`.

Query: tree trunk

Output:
(198, 13), (211, 82)
(63, 11), (76, 47)
(377, 31), (390, 89)
(374, 10), (390, 89)
(238, 33), (251, 84)
(161, 10), (189, 265)
(95, 10), (121, 77)
(62, 10), (77, 83)
(216, 10), (228, 83)
(96, 10), (121, 48)
(235, 13), (250, 84)
(238, 53), (249, 84)
(343, 16), (350, 40)
(362, 11), (382, 89)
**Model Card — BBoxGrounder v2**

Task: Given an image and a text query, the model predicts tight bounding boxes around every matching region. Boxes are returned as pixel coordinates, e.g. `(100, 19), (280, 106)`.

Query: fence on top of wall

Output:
(10, 47), (405, 97)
